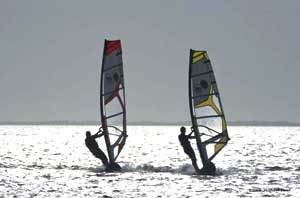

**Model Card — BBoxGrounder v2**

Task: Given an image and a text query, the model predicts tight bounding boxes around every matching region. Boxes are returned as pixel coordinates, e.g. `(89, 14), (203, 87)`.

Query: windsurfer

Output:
(178, 126), (200, 173)
(85, 130), (109, 167)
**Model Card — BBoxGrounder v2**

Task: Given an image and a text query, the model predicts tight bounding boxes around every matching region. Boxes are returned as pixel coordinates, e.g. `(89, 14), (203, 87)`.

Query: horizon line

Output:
(0, 120), (299, 126)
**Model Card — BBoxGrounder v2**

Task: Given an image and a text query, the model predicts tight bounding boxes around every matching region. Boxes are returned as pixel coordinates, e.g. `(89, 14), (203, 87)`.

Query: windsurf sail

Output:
(188, 49), (229, 165)
(100, 39), (127, 163)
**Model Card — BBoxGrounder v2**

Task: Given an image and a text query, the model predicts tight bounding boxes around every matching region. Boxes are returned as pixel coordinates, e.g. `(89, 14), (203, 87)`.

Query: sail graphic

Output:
(100, 39), (127, 163)
(188, 49), (229, 165)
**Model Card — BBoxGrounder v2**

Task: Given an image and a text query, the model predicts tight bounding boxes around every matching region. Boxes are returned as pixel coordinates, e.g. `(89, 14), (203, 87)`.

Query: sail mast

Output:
(100, 39), (114, 162)
(188, 49), (209, 165)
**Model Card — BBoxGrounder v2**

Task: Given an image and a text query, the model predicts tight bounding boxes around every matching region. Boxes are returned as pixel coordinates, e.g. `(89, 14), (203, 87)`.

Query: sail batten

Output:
(102, 87), (125, 97)
(105, 112), (125, 120)
(191, 70), (214, 78)
(103, 63), (123, 72)
(188, 49), (229, 165)
(196, 114), (224, 120)
(192, 92), (219, 99)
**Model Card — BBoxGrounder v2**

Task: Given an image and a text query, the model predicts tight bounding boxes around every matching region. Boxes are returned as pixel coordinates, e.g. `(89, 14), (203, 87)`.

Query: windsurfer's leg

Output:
(185, 148), (200, 173)
(94, 149), (109, 166)
(191, 159), (200, 173)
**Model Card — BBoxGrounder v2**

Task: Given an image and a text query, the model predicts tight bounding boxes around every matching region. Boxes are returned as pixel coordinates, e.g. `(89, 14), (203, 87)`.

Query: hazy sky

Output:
(0, 1), (299, 123)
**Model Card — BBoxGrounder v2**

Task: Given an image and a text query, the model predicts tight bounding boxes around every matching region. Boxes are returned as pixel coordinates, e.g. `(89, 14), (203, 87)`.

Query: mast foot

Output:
(198, 161), (216, 175)
(105, 162), (122, 172)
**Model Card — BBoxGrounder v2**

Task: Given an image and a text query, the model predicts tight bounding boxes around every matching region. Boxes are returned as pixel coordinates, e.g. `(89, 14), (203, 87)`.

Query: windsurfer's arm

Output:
(187, 130), (194, 138)
(188, 126), (196, 138)
(98, 127), (103, 133)
(94, 129), (104, 138)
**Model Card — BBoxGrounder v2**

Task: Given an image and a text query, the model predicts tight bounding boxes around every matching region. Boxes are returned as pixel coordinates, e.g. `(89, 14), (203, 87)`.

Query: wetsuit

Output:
(85, 135), (108, 166)
(178, 133), (200, 172)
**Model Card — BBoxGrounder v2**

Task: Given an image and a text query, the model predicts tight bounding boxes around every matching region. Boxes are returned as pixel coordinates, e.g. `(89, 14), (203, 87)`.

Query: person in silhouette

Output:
(178, 126), (200, 173)
(85, 130), (108, 167)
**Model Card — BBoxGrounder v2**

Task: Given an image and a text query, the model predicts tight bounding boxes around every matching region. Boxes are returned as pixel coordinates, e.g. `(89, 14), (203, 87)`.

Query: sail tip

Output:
(190, 49), (207, 53)
(105, 39), (121, 42)
(104, 40), (122, 55)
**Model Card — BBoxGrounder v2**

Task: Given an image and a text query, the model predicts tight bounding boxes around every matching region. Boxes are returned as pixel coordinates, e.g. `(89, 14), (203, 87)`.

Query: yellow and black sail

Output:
(188, 49), (230, 165)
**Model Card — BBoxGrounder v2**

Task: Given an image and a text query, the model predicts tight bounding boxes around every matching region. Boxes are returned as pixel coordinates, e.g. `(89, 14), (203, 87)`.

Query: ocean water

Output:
(0, 125), (299, 197)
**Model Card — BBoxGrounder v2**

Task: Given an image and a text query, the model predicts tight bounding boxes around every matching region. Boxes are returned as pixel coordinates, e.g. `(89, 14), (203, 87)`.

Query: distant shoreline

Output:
(0, 120), (299, 126)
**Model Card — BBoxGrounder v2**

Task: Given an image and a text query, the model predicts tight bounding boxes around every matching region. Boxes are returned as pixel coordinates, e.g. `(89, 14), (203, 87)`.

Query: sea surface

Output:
(0, 125), (299, 197)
